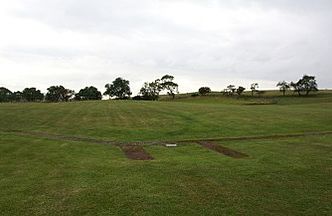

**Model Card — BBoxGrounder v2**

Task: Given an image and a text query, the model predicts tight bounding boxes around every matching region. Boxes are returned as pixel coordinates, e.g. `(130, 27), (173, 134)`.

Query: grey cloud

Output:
(0, 0), (331, 93)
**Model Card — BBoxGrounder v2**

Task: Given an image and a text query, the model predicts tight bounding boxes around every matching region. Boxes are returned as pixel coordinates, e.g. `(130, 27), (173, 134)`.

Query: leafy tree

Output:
(276, 81), (290, 96)
(250, 83), (259, 96)
(224, 85), (236, 96)
(75, 86), (102, 100)
(45, 85), (74, 102)
(11, 91), (23, 102)
(64, 89), (75, 101)
(199, 87), (211, 96)
(290, 75), (318, 96)
(0, 87), (12, 102)
(104, 77), (132, 99)
(236, 86), (246, 96)
(160, 75), (179, 99)
(22, 87), (44, 102)
(139, 80), (162, 100)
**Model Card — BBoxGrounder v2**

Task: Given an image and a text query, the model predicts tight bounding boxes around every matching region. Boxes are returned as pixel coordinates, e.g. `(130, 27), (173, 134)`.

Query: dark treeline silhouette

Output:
(0, 87), (44, 103)
(275, 75), (318, 96)
(0, 74), (178, 103)
(0, 74), (318, 103)
(196, 74), (318, 97)
(0, 86), (103, 103)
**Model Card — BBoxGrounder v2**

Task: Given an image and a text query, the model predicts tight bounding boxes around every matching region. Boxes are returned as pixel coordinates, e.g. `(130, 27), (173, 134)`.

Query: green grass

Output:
(0, 134), (331, 215)
(0, 91), (331, 142)
(0, 91), (332, 215)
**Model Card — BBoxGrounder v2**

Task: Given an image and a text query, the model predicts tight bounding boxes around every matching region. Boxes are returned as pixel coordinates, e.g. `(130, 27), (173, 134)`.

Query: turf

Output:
(0, 91), (332, 215)
(0, 134), (331, 215)
(0, 91), (331, 142)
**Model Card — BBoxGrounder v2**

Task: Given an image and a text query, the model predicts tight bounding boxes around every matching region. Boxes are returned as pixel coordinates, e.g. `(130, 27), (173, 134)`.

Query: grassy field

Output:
(0, 91), (332, 215)
(0, 91), (332, 142)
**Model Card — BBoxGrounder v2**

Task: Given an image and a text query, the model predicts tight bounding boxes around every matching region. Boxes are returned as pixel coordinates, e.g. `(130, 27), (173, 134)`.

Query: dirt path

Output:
(176, 131), (332, 143)
(199, 141), (248, 158)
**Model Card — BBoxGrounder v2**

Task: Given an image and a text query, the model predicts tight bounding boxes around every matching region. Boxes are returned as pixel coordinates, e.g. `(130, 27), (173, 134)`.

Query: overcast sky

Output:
(0, 0), (331, 94)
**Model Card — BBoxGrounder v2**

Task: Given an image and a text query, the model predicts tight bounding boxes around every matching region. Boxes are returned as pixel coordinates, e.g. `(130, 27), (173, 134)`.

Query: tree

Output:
(45, 85), (74, 102)
(22, 88), (44, 102)
(104, 77), (132, 99)
(75, 86), (102, 100)
(250, 83), (259, 96)
(139, 80), (162, 100)
(236, 86), (246, 96)
(276, 81), (290, 96)
(64, 89), (75, 101)
(290, 75), (318, 96)
(224, 85), (236, 96)
(11, 91), (23, 102)
(199, 87), (211, 96)
(160, 75), (179, 99)
(0, 87), (12, 102)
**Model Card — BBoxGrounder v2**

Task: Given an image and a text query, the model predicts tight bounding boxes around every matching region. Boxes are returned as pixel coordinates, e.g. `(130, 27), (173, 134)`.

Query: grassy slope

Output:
(0, 91), (331, 142)
(0, 91), (332, 215)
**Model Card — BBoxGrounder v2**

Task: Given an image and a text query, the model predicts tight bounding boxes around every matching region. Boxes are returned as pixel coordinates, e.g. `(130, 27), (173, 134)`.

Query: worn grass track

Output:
(2, 129), (332, 146)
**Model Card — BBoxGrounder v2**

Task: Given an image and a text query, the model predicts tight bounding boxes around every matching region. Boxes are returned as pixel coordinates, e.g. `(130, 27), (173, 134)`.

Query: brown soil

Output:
(121, 145), (154, 160)
(199, 141), (248, 158)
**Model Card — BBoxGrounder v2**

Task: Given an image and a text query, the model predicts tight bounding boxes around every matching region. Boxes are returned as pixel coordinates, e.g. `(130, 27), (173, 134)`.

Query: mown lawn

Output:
(0, 92), (331, 142)
(0, 92), (332, 215)
(0, 134), (331, 215)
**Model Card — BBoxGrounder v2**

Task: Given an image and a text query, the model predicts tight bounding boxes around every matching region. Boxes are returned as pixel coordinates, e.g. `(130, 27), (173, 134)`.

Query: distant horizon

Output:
(1, 76), (330, 97)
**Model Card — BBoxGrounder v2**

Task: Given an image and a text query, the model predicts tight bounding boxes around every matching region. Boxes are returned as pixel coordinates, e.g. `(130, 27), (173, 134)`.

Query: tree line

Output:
(0, 74), (318, 103)
(197, 74), (318, 97)
(0, 74), (178, 103)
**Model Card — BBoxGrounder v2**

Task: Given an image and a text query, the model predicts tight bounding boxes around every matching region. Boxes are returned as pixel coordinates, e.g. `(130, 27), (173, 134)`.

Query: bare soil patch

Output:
(121, 145), (154, 160)
(199, 141), (248, 158)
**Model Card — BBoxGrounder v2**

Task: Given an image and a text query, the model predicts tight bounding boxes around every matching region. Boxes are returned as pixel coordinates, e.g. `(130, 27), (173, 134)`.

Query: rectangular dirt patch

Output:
(199, 141), (248, 158)
(121, 145), (154, 160)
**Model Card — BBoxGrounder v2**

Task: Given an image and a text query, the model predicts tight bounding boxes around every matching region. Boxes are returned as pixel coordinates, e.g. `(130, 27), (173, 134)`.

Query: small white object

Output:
(165, 144), (177, 147)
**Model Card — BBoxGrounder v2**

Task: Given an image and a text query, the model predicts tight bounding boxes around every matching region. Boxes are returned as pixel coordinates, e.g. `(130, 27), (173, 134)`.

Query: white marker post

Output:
(165, 144), (177, 147)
